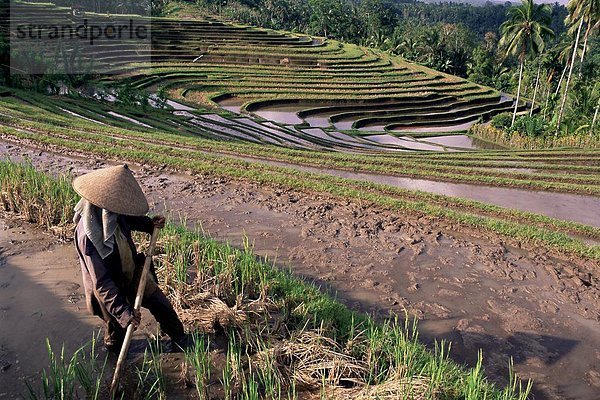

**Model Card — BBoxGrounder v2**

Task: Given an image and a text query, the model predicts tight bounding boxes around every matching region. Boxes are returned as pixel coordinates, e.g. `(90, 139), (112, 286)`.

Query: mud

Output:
(2, 141), (600, 399)
(0, 217), (98, 397)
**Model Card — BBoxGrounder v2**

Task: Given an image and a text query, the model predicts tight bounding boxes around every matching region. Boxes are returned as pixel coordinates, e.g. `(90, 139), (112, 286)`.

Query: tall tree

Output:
(499, 0), (554, 127)
(557, 6), (586, 133)
(567, 0), (600, 69)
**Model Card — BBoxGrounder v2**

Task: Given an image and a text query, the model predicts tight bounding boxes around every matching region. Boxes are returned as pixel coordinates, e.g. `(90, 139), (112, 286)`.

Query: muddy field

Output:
(1, 141), (600, 399)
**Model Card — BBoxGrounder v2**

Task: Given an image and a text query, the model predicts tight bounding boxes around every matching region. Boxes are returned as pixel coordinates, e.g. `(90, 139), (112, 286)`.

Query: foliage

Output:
(25, 334), (108, 400)
(383, 22), (475, 76)
(115, 84), (150, 109)
(490, 112), (513, 130)
(510, 114), (548, 137)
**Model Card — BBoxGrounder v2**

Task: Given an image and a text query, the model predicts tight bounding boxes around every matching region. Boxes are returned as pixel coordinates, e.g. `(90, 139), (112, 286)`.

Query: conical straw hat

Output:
(73, 164), (149, 216)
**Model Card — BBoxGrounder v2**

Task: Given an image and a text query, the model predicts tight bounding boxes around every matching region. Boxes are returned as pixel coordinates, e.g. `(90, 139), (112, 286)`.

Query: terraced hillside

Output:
(7, 1), (528, 152)
(131, 16), (525, 143)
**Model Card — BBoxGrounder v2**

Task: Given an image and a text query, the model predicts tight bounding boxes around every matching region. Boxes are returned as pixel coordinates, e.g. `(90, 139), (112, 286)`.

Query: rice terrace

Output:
(0, 0), (599, 399)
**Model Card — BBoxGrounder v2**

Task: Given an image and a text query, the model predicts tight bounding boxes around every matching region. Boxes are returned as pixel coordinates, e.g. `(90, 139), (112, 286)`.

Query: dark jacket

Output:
(75, 215), (153, 328)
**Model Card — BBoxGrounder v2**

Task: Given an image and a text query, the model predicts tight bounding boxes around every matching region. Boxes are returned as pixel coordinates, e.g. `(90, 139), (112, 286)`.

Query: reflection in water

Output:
(242, 158), (600, 228)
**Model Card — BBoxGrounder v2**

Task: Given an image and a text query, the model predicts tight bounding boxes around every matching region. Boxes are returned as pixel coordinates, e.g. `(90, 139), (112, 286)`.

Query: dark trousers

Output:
(101, 288), (185, 352)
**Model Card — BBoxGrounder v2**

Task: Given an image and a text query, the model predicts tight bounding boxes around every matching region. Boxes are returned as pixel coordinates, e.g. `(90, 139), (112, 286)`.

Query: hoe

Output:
(110, 226), (161, 396)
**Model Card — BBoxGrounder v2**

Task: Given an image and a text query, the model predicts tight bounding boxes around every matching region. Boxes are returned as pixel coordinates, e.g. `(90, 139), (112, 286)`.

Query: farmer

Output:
(72, 164), (186, 353)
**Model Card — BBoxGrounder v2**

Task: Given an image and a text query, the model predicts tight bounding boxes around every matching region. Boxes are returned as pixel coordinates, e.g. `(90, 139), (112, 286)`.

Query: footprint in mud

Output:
(486, 299), (544, 332)
(55, 280), (81, 292)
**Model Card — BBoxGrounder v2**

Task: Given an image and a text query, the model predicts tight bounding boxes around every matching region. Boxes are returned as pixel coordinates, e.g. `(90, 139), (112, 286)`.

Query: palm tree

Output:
(593, 97), (599, 131)
(551, 35), (583, 96)
(556, 0), (600, 133)
(556, 6), (586, 133)
(499, 0), (554, 127)
(566, 0), (600, 70)
(530, 58), (542, 116)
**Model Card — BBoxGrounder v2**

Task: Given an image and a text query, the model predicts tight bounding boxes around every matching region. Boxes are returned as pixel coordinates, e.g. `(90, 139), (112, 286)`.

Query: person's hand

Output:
(152, 215), (166, 229)
(129, 309), (142, 330)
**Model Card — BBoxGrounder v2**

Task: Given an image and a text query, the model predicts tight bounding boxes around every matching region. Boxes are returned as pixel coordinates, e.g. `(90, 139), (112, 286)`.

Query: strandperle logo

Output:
(9, 0), (152, 75)
(14, 19), (149, 45)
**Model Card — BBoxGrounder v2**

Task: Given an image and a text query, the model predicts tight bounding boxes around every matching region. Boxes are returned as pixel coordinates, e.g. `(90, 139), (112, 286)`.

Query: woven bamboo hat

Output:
(73, 164), (149, 216)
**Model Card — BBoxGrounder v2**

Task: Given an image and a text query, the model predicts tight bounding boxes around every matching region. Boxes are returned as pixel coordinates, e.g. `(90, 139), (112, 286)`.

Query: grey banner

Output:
(10, 1), (152, 75)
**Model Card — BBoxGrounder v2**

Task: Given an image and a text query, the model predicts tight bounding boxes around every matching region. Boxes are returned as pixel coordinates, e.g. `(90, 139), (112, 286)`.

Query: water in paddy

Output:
(334, 119), (355, 130)
(253, 105), (304, 124)
(165, 99), (196, 111)
(251, 103), (342, 126)
(217, 97), (244, 114)
(391, 121), (475, 133)
(304, 115), (331, 127)
(421, 135), (479, 149)
(59, 108), (106, 125)
(365, 134), (445, 151)
(107, 111), (152, 128)
(239, 158), (600, 228)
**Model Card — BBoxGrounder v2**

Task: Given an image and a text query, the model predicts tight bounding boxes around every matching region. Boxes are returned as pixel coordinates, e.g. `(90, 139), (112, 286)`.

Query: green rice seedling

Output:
(135, 336), (166, 400)
(497, 359), (532, 400)
(241, 376), (260, 400)
(25, 333), (108, 400)
(320, 373), (328, 399)
(425, 340), (453, 396)
(185, 331), (211, 400)
(159, 223), (194, 286)
(71, 332), (109, 400)
(465, 351), (487, 400)
(228, 333), (246, 395)
(255, 340), (282, 399)
(0, 158), (77, 233)
(221, 342), (234, 400)
(287, 381), (298, 400)
(26, 340), (80, 400)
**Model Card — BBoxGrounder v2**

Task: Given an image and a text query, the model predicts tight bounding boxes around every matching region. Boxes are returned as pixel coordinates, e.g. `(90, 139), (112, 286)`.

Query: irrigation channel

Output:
(1, 142), (600, 400)
(219, 156), (600, 229)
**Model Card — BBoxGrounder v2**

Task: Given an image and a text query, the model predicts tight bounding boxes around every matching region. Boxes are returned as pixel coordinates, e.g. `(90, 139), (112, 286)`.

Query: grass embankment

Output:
(1, 160), (533, 399)
(470, 124), (600, 150)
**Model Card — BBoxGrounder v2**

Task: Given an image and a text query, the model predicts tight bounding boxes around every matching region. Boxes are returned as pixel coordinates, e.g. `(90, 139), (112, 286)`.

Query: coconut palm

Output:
(566, 0), (600, 68)
(499, 0), (554, 127)
(551, 35), (584, 96)
(556, 0), (598, 132)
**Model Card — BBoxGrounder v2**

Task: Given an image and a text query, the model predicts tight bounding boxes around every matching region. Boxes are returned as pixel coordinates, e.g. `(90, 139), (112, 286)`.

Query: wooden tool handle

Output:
(110, 226), (161, 396)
